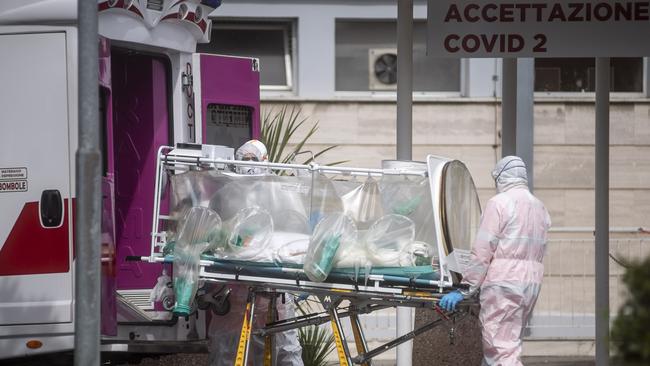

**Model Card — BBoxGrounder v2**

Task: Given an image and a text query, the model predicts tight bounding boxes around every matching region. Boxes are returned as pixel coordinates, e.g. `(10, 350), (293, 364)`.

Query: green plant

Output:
(299, 322), (336, 366)
(295, 300), (336, 366)
(260, 105), (346, 166)
(611, 255), (650, 365)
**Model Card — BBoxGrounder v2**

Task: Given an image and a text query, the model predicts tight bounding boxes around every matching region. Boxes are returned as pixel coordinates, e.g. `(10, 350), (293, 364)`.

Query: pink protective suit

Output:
(461, 156), (551, 366)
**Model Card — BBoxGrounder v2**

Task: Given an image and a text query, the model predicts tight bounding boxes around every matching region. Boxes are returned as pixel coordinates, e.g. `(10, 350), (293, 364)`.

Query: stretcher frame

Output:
(139, 144), (478, 365)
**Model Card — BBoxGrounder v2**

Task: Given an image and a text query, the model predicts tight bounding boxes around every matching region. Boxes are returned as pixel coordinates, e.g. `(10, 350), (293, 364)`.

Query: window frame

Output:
(210, 20), (295, 93)
(532, 57), (647, 99)
(333, 18), (463, 98)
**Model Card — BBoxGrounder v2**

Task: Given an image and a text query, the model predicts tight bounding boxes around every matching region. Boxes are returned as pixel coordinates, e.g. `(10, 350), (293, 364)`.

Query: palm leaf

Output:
(299, 325), (335, 366)
(295, 300), (336, 366)
(260, 105), (349, 168)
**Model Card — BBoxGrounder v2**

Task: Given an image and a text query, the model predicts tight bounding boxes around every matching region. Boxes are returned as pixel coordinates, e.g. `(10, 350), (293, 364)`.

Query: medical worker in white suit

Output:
(439, 156), (551, 366)
(208, 140), (304, 366)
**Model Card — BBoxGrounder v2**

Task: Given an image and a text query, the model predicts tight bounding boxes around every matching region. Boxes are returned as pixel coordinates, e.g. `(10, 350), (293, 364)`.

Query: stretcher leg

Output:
(263, 293), (277, 366)
(349, 311), (371, 366)
(329, 307), (353, 366)
(352, 316), (451, 364)
(235, 289), (256, 366)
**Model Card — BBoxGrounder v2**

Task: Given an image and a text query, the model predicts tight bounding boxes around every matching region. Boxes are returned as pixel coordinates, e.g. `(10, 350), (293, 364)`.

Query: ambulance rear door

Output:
(191, 53), (261, 146)
(0, 30), (74, 326)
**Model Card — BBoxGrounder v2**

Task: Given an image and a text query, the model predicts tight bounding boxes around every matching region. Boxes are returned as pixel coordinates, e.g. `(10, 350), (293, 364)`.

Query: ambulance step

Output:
(117, 292), (153, 322)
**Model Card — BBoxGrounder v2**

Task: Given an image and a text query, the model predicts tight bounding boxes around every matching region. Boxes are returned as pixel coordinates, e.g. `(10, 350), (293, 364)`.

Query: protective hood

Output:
(491, 156), (528, 193)
(235, 139), (268, 175)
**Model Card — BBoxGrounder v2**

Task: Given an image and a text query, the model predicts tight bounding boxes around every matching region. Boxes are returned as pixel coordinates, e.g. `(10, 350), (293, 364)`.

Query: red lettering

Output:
(462, 34), (480, 52)
(548, 3), (567, 21)
(464, 4), (480, 22)
(500, 3), (515, 22)
(444, 4), (462, 22)
(568, 3), (584, 21)
(482, 3), (498, 22)
(481, 34), (499, 52)
(531, 3), (547, 21)
(635, 2), (649, 20)
(515, 3), (531, 21)
(533, 34), (548, 52)
(614, 2), (632, 21)
(508, 34), (524, 52)
(594, 3), (613, 21)
(444, 34), (460, 52)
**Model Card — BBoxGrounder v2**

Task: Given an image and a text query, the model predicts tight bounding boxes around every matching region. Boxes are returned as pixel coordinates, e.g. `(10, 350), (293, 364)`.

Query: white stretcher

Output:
(134, 144), (482, 365)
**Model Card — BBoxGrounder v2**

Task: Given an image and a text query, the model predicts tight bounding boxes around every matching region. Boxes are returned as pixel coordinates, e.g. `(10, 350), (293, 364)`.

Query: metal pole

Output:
(501, 58), (517, 157)
(396, 0), (413, 161)
(501, 58), (534, 190)
(515, 58), (535, 191)
(396, 1), (413, 365)
(595, 57), (610, 366)
(75, 0), (101, 365)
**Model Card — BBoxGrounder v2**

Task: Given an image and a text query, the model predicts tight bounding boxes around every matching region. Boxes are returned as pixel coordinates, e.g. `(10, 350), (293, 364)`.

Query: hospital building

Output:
(201, 0), (650, 351)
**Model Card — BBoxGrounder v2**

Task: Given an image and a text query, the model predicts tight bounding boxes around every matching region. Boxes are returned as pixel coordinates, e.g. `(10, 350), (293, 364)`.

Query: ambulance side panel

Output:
(0, 29), (75, 357)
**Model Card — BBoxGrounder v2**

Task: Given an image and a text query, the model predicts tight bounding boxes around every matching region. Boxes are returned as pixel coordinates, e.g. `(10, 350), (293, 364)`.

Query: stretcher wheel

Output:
(161, 295), (175, 311)
(211, 295), (231, 316)
(196, 294), (211, 311)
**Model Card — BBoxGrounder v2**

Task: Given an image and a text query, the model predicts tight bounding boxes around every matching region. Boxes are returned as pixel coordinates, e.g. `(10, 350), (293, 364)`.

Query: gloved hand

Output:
(438, 290), (464, 312)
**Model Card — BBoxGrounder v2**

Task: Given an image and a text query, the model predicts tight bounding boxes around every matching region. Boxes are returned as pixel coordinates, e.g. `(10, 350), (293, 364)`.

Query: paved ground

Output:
(107, 354), (603, 365)
(521, 356), (596, 365)
(3, 353), (616, 365)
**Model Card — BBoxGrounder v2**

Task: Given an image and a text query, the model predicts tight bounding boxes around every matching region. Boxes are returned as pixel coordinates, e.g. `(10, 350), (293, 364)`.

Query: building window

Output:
(335, 20), (460, 93)
(198, 20), (294, 91)
(535, 58), (643, 93)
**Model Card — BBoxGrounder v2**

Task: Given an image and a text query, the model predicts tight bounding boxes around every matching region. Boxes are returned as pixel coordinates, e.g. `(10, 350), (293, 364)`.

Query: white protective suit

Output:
(208, 140), (304, 366)
(461, 156), (551, 366)
(207, 286), (303, 366)
(234, 139), (269, 175)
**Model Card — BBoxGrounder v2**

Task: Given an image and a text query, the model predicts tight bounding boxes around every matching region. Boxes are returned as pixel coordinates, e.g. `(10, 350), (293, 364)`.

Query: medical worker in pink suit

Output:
(439, 156), (551, 366)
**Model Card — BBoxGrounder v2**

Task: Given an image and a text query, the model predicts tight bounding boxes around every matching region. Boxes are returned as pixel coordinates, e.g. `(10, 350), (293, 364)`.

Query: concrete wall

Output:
(262, 100), (650, 228)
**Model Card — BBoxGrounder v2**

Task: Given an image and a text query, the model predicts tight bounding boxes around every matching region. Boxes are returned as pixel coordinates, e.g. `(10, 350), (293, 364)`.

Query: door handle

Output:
(40, 189), (63, 228)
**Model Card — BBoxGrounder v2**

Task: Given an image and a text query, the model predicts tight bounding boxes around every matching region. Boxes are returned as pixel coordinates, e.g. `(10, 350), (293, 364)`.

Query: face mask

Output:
(235, 154), (263, 175)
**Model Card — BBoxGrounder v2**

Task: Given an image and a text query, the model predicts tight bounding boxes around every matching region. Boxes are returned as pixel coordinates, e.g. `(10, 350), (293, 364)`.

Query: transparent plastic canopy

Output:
(440, 160), (482, 254)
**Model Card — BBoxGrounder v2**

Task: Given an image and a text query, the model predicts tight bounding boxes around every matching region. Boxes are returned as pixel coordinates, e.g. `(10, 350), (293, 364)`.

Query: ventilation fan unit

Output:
(369, 48), (398, 90)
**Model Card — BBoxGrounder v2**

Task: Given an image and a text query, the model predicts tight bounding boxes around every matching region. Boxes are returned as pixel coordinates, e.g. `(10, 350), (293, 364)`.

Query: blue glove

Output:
(438, 290), (463, 312)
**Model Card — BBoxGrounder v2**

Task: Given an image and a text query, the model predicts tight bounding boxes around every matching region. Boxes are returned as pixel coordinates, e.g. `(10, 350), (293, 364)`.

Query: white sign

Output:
(428, 0), (650, 57)
(0, 167), (27, 180)
(0, 180), (28, 193)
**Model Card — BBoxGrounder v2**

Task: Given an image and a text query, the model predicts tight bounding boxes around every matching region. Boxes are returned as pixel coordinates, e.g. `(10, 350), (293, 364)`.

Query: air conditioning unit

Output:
(368, 48), (398, 90)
